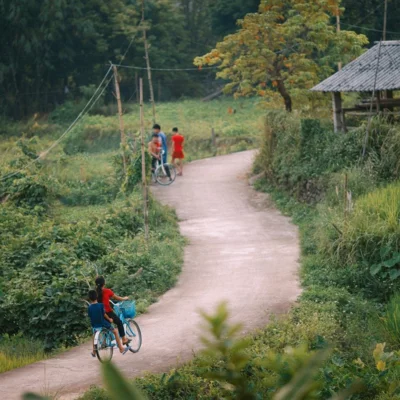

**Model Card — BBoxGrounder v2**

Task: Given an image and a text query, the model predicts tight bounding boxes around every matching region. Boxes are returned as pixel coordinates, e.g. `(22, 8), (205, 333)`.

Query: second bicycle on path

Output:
(153, 150), (177, 186)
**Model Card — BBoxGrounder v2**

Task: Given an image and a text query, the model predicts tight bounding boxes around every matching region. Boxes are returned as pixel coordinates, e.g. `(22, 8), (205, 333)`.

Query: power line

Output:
(0, 67), (113, 182)
(341, 23), (400, 35)
(350, 3), (384, 27)
(363, 40), (383, 158)
(114, 63), (218, 71)
(0, 25), (144, 182)
(41, 73), (114, 159)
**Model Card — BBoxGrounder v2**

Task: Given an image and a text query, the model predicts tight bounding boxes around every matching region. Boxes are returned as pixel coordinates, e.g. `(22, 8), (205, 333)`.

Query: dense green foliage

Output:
(0, 0), (261, 119)
(0, 128), (184, 351)
(0, 191), (183, 350)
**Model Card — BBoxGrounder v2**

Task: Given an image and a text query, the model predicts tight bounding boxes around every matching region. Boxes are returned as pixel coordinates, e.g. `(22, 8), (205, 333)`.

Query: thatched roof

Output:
(311, 41), (400, 93)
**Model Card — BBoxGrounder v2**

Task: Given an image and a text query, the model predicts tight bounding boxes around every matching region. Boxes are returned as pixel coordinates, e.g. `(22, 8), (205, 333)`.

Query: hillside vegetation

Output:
(0, 97), (262, 371)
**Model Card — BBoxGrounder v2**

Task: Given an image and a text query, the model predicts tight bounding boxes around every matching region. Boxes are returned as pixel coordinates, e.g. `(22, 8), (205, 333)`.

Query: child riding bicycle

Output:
(148, 133), (161, 175)
(87, 290), (129, 357)
(148, 133), (172, 181)
(95, 276), (131, 346)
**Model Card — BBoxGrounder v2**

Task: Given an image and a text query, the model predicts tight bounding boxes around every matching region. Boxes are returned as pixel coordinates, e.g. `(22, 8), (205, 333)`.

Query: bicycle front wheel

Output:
(96, 329), (114, 363)
(155, 163), (176, 186)
(125, 319), (142, 353)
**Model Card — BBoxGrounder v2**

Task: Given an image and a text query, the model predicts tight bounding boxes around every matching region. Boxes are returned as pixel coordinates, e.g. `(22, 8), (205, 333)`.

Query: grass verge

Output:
(0, 334), (46, 373)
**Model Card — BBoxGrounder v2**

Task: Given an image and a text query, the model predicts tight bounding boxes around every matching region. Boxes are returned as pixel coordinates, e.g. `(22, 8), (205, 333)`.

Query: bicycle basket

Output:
(120, 301), (136, 318)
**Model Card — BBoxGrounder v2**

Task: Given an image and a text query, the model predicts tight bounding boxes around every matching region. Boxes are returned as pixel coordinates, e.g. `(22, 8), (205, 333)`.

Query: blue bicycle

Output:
(94, 300), (142, 363)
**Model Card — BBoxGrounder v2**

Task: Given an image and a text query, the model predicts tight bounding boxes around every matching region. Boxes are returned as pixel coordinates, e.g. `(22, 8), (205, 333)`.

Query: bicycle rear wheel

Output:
(155, 163), (176, 186)
(125, 319), (142, 353)
(96, 329), (114, 363)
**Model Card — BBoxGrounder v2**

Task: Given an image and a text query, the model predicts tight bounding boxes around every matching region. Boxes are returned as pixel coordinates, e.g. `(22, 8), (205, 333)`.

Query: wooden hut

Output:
(311, 41), (400, 132)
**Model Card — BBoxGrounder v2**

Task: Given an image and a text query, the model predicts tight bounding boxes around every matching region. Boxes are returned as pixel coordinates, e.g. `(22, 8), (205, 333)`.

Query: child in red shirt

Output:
(95, 276), (131, 345)
(171, 127), (185, 176)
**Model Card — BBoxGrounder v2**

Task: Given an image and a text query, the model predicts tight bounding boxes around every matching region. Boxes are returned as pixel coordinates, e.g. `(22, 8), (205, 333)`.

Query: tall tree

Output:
(0, 0), (140, 118)
(194, 0), (368, 111)
(210, 0), (259, 37)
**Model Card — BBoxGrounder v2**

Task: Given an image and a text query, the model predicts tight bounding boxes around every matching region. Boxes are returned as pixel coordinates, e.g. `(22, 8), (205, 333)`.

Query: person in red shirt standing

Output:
(95, 276), (131, 345)
(171, 127), (185, 176)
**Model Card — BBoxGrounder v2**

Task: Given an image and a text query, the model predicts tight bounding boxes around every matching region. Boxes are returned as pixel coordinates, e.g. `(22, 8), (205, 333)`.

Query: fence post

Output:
(211, 127), (216, 147)
(140, 78), (149, 241)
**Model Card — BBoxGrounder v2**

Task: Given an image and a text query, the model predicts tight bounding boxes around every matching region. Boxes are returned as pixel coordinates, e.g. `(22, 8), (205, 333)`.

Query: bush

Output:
(113, 148), (150, 195)
(0, 173), (50, 210)
(256, 112), (400, 205)
(58, 178), (118, 206)
(313, 182), (400, 300)
(0, 193), (184, 350)
(254, 111), (362, 203)
(1, 243), (90, 349)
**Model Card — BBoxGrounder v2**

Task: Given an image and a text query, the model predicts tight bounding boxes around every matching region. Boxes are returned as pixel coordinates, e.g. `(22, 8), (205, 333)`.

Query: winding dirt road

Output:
(0, 151), (300, 399)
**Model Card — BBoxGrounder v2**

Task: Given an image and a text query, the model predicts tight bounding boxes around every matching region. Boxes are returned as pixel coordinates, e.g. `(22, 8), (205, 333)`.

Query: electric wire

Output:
(0, 66), (113, 181)
(113, 63), (218, 71)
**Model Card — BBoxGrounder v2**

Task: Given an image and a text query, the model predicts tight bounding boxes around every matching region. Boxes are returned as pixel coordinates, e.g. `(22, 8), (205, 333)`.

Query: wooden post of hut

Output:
(332, 92), (344, 133)
(311, 42), (400, 132)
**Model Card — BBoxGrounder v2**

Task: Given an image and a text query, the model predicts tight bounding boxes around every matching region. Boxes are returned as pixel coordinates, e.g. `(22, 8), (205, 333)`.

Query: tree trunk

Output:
(276, 80), (292, 112)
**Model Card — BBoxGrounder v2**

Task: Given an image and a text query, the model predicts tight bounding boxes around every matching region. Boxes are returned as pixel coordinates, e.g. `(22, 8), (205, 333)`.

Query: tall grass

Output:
(323, 182), (400, 267)
(382, 292), (400, 345)
(0, 334), (46, 373)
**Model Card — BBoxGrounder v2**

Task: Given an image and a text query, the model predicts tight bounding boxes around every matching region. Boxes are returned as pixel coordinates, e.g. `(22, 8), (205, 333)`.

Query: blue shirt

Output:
(88, 303), (111, 329)
(159, 131), (168, 163)
(159, 131), (167, 152)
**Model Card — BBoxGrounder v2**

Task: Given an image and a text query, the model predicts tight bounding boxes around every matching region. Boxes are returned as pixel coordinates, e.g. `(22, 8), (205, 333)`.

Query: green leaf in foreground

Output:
(273, 349), (330, 400)
(102, 361), (146, 400)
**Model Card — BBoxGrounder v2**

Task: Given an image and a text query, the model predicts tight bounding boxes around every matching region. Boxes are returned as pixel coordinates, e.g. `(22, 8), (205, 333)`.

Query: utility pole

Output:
(113, 64), (127, 173)
(139, 78), (149, 241)
(382, 0), (388, 99)
(141, 0), (156, 124)
(135, 71), (139, 103)
(336, 6), (342, 71)
(383, 0), (388, 41)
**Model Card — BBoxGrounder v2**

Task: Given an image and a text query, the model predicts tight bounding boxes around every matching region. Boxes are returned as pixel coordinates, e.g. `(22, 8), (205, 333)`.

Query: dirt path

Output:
(0, 151), (300, 399)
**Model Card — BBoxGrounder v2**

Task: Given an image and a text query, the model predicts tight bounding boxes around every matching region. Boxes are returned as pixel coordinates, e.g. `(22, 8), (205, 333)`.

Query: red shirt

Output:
(102, 288), (114, 313)
(172, 134), (184, 152)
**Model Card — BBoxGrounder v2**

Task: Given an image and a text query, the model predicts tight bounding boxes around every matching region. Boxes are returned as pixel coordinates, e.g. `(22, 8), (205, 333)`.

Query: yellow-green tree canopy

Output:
(194, 0), (368, 111)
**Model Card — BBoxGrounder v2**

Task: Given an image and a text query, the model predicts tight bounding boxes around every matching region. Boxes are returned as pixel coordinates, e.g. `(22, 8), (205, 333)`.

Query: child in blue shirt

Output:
(87, 289), (129, 357)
